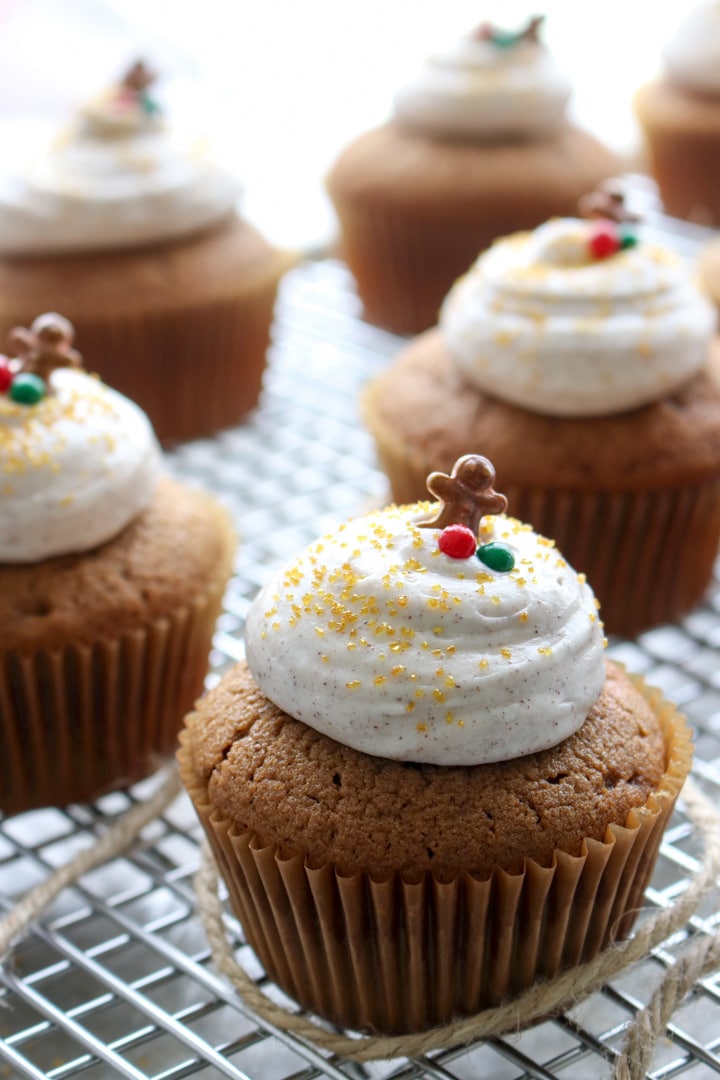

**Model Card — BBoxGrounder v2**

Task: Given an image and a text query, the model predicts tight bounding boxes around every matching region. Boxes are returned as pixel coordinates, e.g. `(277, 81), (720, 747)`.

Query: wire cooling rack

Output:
(2, 256), (720, 1080)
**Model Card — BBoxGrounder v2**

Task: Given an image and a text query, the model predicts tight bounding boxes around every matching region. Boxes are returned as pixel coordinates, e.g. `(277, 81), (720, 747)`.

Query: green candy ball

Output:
(619, 228), (638, 250)
(492, 30), (519, 48)
(10, 373), (46, 405)
(476, 542), (515, 573)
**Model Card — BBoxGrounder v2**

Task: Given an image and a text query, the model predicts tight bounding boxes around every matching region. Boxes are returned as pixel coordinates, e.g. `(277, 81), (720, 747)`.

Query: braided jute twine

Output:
(194, 779), (720, 1077)
(0, 765), (182, 958)
(0, 772), (718, 1079)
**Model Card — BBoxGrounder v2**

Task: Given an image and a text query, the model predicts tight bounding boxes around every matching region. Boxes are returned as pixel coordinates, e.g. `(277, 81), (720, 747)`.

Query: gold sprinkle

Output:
(346, 680), (361, 690)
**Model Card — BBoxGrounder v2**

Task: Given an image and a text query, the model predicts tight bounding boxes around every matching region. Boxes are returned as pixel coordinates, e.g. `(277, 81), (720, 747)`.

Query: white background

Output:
(0, 0), (693, 250)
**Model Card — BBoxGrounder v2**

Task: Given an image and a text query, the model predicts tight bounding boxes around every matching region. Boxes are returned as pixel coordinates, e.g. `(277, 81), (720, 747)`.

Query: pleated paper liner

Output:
(0, 220), (295, 445)
(330, 199), (494, 336)
(635, 81), (720, 227)
(361, 409), (720, 637)
(71, 284), (283, 445)
(0, 571), (230, 816)
(179, 677), (692, 1036)
(72, 236), (295, 446)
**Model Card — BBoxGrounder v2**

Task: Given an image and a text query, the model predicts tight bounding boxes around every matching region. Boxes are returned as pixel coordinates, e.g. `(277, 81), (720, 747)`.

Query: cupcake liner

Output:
(1, 582), (228, 815)
(331, 200), (494, 335)
(635, 83), (720, 226)
(3, 284), (282, 447)
(362, 420), (720, 637)
(327, 126), (620, 337)
(75, 284), (284, 445)
(0, 219), (295, 445)
(179, 678), (692, 1035)
(504, 481), (720, 638)
(643, 128), (720, 225)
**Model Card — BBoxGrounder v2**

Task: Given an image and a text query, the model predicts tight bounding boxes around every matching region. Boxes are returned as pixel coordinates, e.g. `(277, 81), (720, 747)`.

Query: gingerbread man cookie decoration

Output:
(417, 454), (508, 536)
(121, 59), (157, 96)
(578, 181), (639, 225)
(475, 14), (546, 48)
(9, 314), (83, 384)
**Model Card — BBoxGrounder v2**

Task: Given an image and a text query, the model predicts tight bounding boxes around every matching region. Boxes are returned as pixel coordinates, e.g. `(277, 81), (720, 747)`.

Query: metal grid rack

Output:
(2, 257), (720, 1080)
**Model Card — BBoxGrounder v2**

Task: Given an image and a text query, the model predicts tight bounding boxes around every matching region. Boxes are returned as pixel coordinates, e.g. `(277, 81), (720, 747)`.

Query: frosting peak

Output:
(0, 65), (241, 256)
(245, 487), (605, 766)
(393, 22), (571, 141)
(441, 217), (716, 416)
(0, 317), (161, 562)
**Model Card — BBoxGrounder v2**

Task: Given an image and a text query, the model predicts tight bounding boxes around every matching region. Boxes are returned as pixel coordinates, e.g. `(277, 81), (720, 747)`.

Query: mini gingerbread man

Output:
(121, 59), (157, 95)
(417, 455), (508, 536)
(9, 314), (83, 383)
(518, 15), (545, 44)
(474, 14), (545, 46)
(579, 182), (639, 225)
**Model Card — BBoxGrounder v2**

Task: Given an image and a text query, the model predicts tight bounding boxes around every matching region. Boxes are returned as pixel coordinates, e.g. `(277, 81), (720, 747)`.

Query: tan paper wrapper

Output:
(331, 202), (495, 336)
(179, 678), (693, 1035)
(636, 82), (720, 226)
(70, 279), (288, 446)
(367, 430), (720, 638)
(1, 579), (229, 815)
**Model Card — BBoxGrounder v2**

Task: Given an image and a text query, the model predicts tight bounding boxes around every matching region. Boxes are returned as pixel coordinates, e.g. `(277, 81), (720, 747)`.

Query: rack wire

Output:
(2, 256), (720, 1080)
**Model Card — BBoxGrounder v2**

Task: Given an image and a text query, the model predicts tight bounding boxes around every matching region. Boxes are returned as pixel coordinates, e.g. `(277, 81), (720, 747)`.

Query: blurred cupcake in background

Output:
(636, 3), (720, 225)
(0, 314), (236, 814)
(0, 60), (294, 443)
(363, 187), (720, 637)
(326, 15), (620, 335)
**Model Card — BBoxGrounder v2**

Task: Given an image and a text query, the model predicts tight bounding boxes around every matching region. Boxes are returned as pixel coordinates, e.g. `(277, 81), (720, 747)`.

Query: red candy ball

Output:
(0, 357), (11, 393)
(438, 524), (477, 559)
(588, 220), (621, 260)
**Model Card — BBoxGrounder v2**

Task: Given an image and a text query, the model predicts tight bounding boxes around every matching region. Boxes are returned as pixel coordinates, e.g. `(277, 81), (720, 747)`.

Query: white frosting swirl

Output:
(393, 34), (572, 140)
(245, 504), (605, 766)
(663, 3), (720, 97)
(441, 218), (716, 416)
(0, 112), (241, 256)
(0, 369), (161, 562)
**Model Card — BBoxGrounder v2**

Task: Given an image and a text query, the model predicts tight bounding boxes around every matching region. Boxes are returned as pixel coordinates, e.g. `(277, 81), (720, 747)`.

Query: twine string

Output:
(194, 779), (720, 1070)
(613, 933), (720, 1079)
(0, 771), (718, 1078)
(0, 766), (183, 958)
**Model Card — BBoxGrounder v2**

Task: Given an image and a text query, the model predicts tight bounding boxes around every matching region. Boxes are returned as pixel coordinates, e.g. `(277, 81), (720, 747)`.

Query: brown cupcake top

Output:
(0, 476), (235, 651)
(184, 659), (667, 880)
(363, 330), (720, 491)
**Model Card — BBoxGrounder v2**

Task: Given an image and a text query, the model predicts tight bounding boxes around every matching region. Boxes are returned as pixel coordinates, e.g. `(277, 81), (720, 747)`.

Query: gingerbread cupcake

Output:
(179, 456), (691, 1034)
(635, 3), (720, 225)
(326, 16), (620, 335)
(0, 314), (235, 814)
(363, 191), (720, 637)
(0, 61), (293, 444)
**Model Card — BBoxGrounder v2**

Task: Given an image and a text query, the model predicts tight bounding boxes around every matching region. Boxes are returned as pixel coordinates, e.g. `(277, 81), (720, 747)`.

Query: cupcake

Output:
(0, 60), (293, 444)
(0, 314), (236, 814)
(178, 455), (692, 1035)
(363, 194), (720, 637)
(326, 16), (620, 335)
(635, 4), (720, 225)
